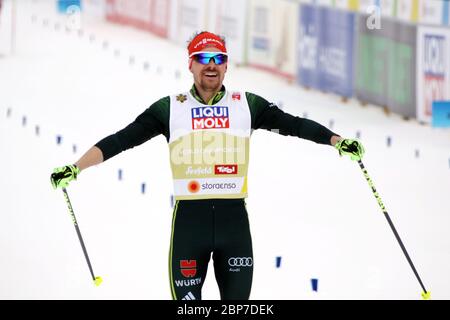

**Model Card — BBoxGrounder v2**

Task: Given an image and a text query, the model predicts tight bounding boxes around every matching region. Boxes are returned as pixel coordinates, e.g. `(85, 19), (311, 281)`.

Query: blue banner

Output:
(57, 0), (81, 13)
(443, 0), (449, 26)
(297, 4), (321, 90)
(319, 7), (355, 98)
(432, 101), (450, 127)
(297, 4), (355, 97)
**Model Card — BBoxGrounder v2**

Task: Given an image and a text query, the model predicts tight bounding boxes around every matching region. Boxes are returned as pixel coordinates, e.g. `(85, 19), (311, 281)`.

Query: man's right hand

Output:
(334, 139), (365, 161)
(50, 165), (80, 189)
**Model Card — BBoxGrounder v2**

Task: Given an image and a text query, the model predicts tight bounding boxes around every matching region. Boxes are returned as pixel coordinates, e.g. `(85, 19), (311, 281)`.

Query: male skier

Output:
(51, 31), (364, 300)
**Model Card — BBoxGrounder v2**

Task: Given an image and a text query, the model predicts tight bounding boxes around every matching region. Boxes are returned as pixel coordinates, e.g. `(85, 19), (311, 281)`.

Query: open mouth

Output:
(203, 72), (218, 78)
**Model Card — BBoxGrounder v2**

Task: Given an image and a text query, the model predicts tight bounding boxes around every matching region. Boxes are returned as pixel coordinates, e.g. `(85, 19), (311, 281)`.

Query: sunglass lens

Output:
(195, 54), (227, 65)
(213, 54), (227, 64)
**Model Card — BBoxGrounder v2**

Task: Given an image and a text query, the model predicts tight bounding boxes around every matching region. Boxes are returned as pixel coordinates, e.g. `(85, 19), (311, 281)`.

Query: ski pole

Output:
(62, 188), (103, 286)
(357, 160), (429, 300)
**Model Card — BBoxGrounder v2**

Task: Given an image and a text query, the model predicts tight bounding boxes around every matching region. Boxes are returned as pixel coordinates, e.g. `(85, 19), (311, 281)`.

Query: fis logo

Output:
(214, 165), (238, 175)
(191, 106), (229, 130)
(180, 260), (197, 278)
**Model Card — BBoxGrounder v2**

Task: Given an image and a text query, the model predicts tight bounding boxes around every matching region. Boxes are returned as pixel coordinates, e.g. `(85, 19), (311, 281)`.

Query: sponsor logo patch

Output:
(214, 164), (238, 175)
(228, 257), (253, 272)
(228, 257), (253, 267)
(191, 106), (229, 130)
(175, 278), (202, 287)
(202, 182), (236, 190)
(176, 94), (187, 103)
(181, 291), (196, 300)
(180, 260), (197, 278)
(186, 166), (212, 175)
(187, 181), (200, 193)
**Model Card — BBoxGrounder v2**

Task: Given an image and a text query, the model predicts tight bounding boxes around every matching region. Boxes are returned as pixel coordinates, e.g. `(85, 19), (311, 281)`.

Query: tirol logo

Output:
(180, 260), (197, 278)
(191, 106), (229, 130)
(188, 181), (200, 193)
(232, 92), (241, 101)
(214, 165), (238, 175)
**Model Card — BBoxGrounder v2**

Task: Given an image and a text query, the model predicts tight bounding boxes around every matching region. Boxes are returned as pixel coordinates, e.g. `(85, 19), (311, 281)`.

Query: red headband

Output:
(188, 32), (227, 57)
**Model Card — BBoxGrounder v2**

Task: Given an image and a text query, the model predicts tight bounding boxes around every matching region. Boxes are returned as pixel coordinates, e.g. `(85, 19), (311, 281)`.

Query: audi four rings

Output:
(228, 257), (253, 267)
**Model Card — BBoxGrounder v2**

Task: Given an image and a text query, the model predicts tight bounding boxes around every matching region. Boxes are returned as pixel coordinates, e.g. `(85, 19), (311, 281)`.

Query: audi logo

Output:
(228, 257), (253, 267)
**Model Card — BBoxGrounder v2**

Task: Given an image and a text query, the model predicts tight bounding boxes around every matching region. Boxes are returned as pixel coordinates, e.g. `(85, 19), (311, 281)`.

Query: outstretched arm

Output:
(50, 97), (170, 189)
(246, 93), (364, 160)
(247, 92), (338, 145)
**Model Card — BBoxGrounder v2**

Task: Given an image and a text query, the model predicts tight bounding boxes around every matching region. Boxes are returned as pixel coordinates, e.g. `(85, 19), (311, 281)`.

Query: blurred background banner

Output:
(417, 26), (450, 123)
(77, 0), (450, 124)
(246, 0), (299, 80)
(57, 0), (81, 13)
(208, 0), (248, 66)
(297, 3), (319, 89)
(379, 0), (396, 18)
(336, 0), (359, 11)
(82, 0), (105, 20)
(445, 0), (450, 26)
(355, 16), (417, 118)
(418, 0), (444, 26)
(310, 0), (333, 7)
(396, 0), (418, 22)
(357, 0), (377, 13)
(106, 0), (170, 38)
(168, 0), (207, 45)
(298, 4), (355, 97)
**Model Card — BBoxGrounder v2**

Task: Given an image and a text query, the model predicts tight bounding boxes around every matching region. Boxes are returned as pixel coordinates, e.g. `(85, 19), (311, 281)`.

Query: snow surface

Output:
(1, 0), (450, 300)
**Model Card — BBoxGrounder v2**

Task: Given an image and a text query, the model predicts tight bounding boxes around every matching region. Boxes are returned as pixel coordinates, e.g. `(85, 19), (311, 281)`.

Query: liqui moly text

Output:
(191, 106), (229, 130)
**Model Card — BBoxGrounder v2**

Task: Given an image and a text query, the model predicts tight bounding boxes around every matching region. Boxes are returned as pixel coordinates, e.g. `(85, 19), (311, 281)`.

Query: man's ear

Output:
(189, 58), (193, 71)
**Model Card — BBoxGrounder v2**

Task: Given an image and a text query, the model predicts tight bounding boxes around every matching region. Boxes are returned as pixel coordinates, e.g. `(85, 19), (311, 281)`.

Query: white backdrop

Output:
(1, 0), (450, 300)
